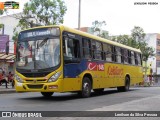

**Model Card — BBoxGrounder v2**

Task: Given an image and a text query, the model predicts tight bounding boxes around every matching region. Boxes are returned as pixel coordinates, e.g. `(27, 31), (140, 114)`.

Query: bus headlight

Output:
(48, 72), (61, 82)
(15, 74), (23, 83)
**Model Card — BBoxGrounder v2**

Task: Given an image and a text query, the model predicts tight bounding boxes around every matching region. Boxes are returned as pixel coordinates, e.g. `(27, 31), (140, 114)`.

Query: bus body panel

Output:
(15, 65), (64, 92)
(14, 25), (143, 94)
(15, 78), (64, 92)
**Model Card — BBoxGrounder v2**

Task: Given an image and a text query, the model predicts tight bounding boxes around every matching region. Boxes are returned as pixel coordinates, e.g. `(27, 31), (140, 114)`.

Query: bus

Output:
(14, 25), (143, 98)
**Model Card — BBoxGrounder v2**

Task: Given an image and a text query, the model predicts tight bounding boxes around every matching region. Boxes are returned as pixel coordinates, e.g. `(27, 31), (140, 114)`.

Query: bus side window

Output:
(91, 40), (96, 59)
(131, 51), (135, 65)
(137, 53), (141, 65)
(134, 52), (138, 65)
(140, 54), (142, 65)
(124, 49), (128, 64)
(115, 47), (121, 63)
(103, 43), (112, 62)
(63, 37), (80, 62)
(95, 41), (103, 60)
(128, 51), (131, 64)
(111, 46), (116, 62)
(121, 48), (124, 63)
(68, 39), (73, 58)
(82, 38), (92, 59)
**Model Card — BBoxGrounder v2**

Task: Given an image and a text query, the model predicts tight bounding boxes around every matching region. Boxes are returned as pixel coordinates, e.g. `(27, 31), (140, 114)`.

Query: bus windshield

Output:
(16, 37), (60, 70)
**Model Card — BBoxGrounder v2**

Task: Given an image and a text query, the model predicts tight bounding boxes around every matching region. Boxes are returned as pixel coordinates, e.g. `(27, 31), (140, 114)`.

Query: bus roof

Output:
(20, 25), (141, 53)
(61, 25), (141, 53)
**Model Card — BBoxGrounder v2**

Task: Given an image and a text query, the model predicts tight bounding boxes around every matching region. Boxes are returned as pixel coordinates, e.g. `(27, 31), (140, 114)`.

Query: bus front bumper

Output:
(14, 80), (63, 92)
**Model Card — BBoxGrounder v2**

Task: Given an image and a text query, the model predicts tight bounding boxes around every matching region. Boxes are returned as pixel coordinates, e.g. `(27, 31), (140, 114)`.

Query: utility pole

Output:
(78, 0), (81, 30)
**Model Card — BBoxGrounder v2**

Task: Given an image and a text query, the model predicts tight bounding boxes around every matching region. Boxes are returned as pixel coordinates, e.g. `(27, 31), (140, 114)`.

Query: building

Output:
(0, 13), (21, 39)
(0, 14), (19, 72)
(144, 33), (160, 75)
(0, 34), (15, 72)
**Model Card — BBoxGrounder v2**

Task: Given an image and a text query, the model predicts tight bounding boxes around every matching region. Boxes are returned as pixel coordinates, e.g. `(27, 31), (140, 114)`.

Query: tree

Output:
(0, 9), (5, 15)
(111, 35), (136, 47)
(91, 20), (109, 39)
(131, 26), (146, 42)
(0, 23), (3, 29)
(12, 0), (67, 40)
(138, 42), (154, 61)
(131, 26), (154, 61)
(0, 9), (6, 33)
(131, 26), (155, 85)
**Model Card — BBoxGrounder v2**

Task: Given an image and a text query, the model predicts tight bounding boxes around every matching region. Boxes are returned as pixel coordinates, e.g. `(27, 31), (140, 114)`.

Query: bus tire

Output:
(93, 88), (104, 94)
(79, 77), (91, 98)
(117, 76), (130, 92)
(41, 92), (54, 97)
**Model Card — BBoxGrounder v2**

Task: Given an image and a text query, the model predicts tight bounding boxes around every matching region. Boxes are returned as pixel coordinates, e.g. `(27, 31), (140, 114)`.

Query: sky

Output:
(1, 0), (160, 35)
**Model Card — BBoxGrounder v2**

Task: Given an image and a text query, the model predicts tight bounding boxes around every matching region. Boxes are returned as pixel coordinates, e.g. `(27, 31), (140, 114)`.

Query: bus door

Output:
(62, 33), (82, 91)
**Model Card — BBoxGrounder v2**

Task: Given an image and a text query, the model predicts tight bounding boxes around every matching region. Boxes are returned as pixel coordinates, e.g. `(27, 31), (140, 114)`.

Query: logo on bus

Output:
(33, 79), (37, 83)
(107, 66), (123, 76)
(87, 62), (104, 71)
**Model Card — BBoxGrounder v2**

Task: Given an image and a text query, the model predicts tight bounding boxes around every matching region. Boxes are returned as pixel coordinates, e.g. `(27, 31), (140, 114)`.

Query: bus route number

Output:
(87, 62), (104, 71)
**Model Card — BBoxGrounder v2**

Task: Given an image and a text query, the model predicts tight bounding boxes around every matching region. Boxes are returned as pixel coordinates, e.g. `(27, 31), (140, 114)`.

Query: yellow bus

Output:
(14, 25), (143, 97)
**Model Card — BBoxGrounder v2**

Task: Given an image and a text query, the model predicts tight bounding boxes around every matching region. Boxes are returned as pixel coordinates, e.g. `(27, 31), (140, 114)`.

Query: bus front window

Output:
(16, 38), (60, 70)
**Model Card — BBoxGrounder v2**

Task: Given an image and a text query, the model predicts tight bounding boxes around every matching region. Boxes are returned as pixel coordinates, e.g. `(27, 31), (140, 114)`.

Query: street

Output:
(0, 86), (160, 120)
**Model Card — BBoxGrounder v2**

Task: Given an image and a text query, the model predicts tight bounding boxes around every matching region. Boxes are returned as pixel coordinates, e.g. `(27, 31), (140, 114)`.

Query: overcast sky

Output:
(63, 0), (160, 35)
(2, 0), (160, 35)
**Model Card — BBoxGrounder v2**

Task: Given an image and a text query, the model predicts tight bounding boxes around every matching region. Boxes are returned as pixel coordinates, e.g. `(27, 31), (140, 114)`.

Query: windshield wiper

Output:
(39, 38), (48, 48)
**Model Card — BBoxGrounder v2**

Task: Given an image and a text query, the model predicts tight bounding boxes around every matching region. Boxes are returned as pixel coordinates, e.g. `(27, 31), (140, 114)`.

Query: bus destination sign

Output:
(19, 28), (60, 39)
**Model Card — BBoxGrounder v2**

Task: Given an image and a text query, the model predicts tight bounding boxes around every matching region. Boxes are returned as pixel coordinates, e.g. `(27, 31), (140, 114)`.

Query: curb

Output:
(0, 88), (16, 94)
(0, 90), (16, 94)
(0, 83), (16, 94)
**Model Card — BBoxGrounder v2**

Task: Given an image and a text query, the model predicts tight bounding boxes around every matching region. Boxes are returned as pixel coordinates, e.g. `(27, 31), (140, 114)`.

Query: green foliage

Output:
(23, 0), (66, 26)
(0, 10), (3, 15)
(137, 41), (154, 61)
(12, 28), (19, 41)
(0, 9), (7, 15)
(131, 26), (146, 41)
(0, 9), (6, 29)
(0, 24), (4, 28)
(91, 20), (109, 39)
(111, 35), (135, 46)
(13, 0), (67, 41)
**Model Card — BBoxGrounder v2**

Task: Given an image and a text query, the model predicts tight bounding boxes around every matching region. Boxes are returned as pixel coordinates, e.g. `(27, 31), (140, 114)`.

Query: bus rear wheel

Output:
(117, 76), (130, 92)
(41, 92), (54, 97)
(79, 77), (91, 98)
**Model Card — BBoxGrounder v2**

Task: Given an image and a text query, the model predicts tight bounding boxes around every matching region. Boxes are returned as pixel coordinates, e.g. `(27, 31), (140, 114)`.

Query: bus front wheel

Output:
(41, 92), (54, 97)
(79, 77), (91, 98)
(117, 76), (130, 92)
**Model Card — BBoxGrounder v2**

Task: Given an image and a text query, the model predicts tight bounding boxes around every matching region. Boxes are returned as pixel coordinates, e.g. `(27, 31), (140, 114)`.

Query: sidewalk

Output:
(0, 83), (16, 94)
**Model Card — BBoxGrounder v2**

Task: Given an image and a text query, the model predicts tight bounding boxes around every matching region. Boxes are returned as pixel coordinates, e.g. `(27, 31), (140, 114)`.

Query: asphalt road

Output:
(0, 87), (160, 120)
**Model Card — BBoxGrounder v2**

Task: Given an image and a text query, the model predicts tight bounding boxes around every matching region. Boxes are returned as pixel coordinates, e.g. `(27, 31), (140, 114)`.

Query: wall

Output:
(0, 13), (22, 53)
(0, 35), (9, 52)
